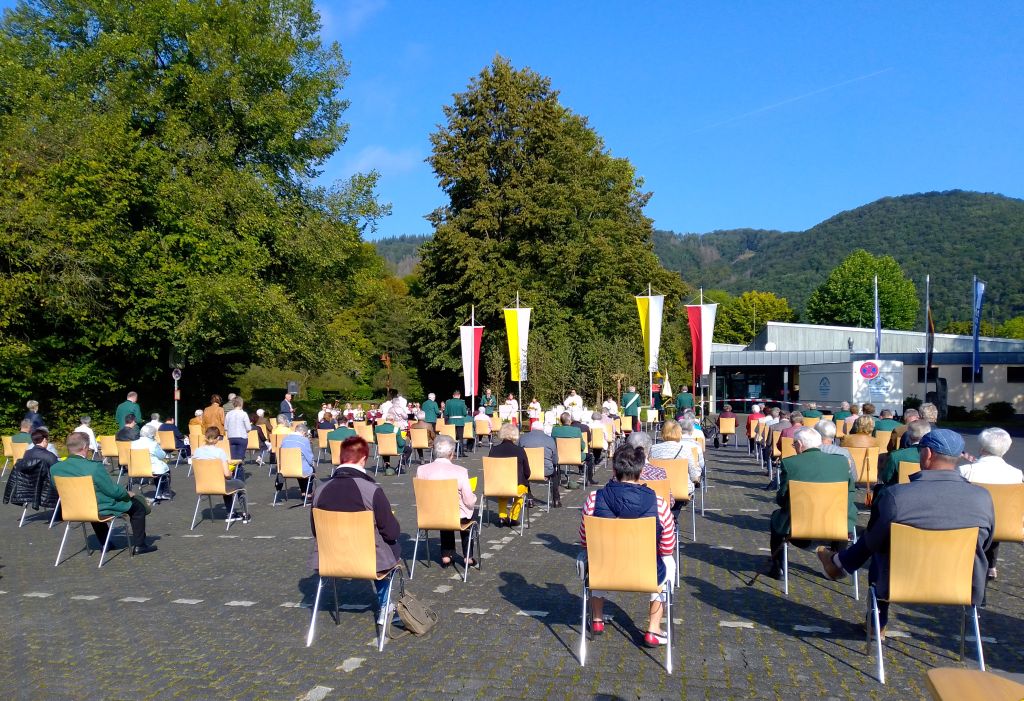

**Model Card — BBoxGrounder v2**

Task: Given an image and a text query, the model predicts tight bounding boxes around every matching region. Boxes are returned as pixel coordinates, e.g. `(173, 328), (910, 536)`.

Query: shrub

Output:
(946, 405), (970, 421)
(986, 401), (1016, 421)
(903, 395), (923, 412)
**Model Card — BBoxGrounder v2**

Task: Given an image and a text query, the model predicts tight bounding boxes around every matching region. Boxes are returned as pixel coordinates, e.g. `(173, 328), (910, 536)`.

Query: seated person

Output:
(326, 414), (357, 444)
(317, 413), (336, 432)
(630, 431), (687, 506)
(116, 414), (141, 442)
(649, 420), (701, 498)
(520, 419), (558, 507)
(158, 416), (191, 458)
(878, 420), (930, 488)
(279, 422), (316, 495)
(552, 411), (590, 487)
(817, 429), (994, 636)
(3, 428), (60, 513)
(718, 404), (737, 419)
(192, 427), (252, 523)
(73, 415), (98, 455)
(487, 423), (531, 526)
(405, 410), (436, 463)
(12, 418), (33, 444)
(841, 415), (876, 449)
(373, 420), (406, 475)
(766, 427), (855, 579)
(131, 424), (172, 500)
(416, 434), (477, 567)
(580, 447), (676, 647)
(50, 431), (155, 555)
(312, 436), (401, 622)
(188, 409), (204, 430)
(801, 403), (823, 419)
(873, 410), (901, 434)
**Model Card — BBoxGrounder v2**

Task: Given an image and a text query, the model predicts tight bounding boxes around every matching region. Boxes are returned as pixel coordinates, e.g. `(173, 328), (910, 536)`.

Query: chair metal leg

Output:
(579, 583), (588, 666)
(410, 529), (422, 579)
(870, 586), (885, 683)
(306, 576), (325, 647)
(0, 457), (8, 480)
(851, 530), (860, 601)
(49, 498), (61, 528)
(378, 571), (398, 652)
(665, 585), (673, 674)
(302, 477), (313, 507)
(463, 523), (478, 583)
(98, 520), (117, 568)
(971, 606), (985, 670)
(691, 496), (697, 543)
(55, 522), (72, 566)
(332, 578), (340, 625)
(960, 607), (967, 661)
(191, 496), (202, 530)
(518, 496), (527, 536)
(782, 542), (789, 596)
(225, 493), (238, 531)
(19, 505), (28, 527)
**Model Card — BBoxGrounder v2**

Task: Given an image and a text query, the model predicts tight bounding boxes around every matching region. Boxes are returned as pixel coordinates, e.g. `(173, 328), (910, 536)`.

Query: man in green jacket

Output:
(421, 393), (440, 427)
(115, 391), (142, 429)
(832, 401), (852, 422)
(326, 423), (356, 443)
(50, 431), (155, 555)
(873, 410), (901, 434)
(551, 412), (589, 489)
(676, 386), (695, 411)
(766, 426), (855, 579)
(444, 390), (469, 455)
(621, 385), (641, 432)
(802, 403), (823, 419)
(878, 419), (930, 487)
(12, 419), (32, 444)
(373, 421), (406, 475)
(481, 389), (497, 417)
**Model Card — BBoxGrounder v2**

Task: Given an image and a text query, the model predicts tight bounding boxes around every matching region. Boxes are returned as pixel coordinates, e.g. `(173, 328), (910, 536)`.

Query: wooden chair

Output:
(644, 478), (681, 580)
(328, 439), (343, 466)
(274, 447), (312, 506)
(188, 427), (203, 453)
(410, 478), (479, 582)
(925, 668), (1024, 701)
(746, 419), (758, 454)
(316, 430), (331, 464)
(524, 446), (550, 512)
(475, 418), (492, 449)
(578, 516), (672, 673)
(479, 456), (526, 535)
(874, 430), (893, 455)
(306, 509), (404, 651)
(127, 448), (168, 499)
(589, 426), (608, 466)
(409, 427), (431, 464)
(215, 437), (243, 480)
(265, 431), (289, 476)
(191, 458), (246, 530)
(835, 420), (847, 439)
(490, 413), (502, 435)
(246, 429), (262, 464)
(354, 423), (376, 458)
(0, 435), (13, 479)
(157, 430), (183, 469)
(373, 431), (402, 475)
(691, 445), (708, 515)
(869, 524), (984, 684)
(800, 417), (819, 428)
(847, 446), (880, 501)
(780, 436), (797, 460)
(555, 437), (584, 489)
(980, 483), (1024, 546)
(115, 440), (132, 482)
(718, 417), (737, 448)
(897, 460), (921, 484)
(783, 480), (858, 599)
(97, 435), (118, 470)
(52, 475), (132, 568)
(650, 457), (697, 585)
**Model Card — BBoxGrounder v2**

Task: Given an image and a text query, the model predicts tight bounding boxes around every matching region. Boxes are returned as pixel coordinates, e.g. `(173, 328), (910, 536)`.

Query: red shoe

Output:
(590, 619), (605, 635)
(643, 631), (668, 648)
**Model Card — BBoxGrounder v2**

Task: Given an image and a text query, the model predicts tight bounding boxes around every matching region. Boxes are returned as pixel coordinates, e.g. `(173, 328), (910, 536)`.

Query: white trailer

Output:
(799, 360), (904, 416)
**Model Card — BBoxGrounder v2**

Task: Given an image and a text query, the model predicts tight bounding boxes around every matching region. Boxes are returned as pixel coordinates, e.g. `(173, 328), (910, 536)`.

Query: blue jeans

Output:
(375, 578), (392, 613)
(228, 437), (247, 461)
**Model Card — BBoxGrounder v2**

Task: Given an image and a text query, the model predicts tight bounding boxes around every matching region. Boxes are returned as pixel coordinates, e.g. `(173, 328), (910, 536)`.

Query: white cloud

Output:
(317, 0), (387, 38)
(340, 145), (422, 177)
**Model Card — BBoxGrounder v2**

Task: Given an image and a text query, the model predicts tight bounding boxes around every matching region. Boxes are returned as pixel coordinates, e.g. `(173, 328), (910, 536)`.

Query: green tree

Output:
(714, 290), (797, 345)
(804, 250), (919, 330)
(416, 57), (689, 398)
(942, 320), (997, 337)
(0, 0), (388, 430)
(998, 317), (1024, 339)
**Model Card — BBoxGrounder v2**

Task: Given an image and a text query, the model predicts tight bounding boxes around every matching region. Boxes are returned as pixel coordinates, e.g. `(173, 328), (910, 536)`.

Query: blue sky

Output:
(4, 1), (1022, 238)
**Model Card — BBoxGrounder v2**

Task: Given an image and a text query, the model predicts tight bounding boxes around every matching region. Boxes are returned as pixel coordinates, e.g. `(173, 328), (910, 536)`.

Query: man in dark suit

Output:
(817, 429), (994, 633)
(280, 393), (294, 422)
(444, 390), (469, 455)
(766, 427), (855, 579)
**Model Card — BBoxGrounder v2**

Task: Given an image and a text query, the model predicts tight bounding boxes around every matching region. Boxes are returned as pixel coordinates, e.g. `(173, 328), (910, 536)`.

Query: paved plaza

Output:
(1, 429), (1022, 700)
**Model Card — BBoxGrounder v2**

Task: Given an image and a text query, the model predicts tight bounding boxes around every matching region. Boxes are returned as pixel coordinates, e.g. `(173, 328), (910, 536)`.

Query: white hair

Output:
(256, 409), (265, 416)
(194, 410), (203, 417)
(751, 404), (761, 413)
(140, 424), (157, 439)
(428, 393), (436, 400)
(814, 420), (836, 440)
(978, 428), (1012, 458)
(291, 421), (309, 437)
(906, 420), (931, 444)
(433, 434), (456, 458)
(793, 426), (822, 450)
(840, 401), (850, 410)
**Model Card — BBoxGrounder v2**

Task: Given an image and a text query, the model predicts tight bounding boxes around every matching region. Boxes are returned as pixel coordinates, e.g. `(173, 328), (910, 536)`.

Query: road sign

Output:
(859, 361), (879, 380)
(171, 368), (182, 381)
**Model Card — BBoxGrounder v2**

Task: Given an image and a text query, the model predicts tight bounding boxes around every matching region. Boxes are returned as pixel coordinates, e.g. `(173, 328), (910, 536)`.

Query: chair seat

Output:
(926, 668), (1024, 701)
(458, 520), (475, 532)
(376, 565), (402, 581)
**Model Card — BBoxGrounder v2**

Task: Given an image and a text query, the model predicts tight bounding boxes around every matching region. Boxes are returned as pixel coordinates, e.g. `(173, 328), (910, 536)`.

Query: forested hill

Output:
(654, 190), (1024, 324)
(373, 191), (1024, 323)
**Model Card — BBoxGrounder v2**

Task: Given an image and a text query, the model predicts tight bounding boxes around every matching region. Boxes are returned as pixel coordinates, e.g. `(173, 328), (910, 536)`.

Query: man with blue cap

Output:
(815, 428), (994, 636)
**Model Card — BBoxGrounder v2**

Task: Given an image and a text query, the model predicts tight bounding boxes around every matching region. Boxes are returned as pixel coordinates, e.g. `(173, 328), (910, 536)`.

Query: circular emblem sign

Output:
(859, 362), (879, 380)
(171, 368), (182, 381)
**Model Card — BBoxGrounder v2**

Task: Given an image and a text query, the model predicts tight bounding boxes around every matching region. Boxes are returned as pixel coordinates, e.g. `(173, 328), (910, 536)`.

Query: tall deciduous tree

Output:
(714, 291), (797, 345)
(0, 0), (388, 429)
(417, 57), (689, 401)
(804, 250), (919, 330)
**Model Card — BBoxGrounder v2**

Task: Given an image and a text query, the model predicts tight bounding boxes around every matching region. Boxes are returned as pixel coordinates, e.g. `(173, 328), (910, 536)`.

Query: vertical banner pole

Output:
(971, 276), (977, 412)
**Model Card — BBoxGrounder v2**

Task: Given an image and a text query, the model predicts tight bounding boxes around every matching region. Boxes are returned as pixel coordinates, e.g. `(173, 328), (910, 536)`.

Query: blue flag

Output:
(873, 275), (881, 359)
(972, 277), (986, 375)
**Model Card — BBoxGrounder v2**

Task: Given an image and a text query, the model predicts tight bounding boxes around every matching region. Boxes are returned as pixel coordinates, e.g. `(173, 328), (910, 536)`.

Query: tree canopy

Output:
(416, 56), (689, 403)
(0, 0), (390, 429)
(710, 290), (797, 345)
(804, 250), (919, 330)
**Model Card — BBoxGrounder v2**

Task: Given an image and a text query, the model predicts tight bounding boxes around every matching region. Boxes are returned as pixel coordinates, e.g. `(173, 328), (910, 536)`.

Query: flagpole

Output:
(647, 283), (654, 410)
(923, 275), (930, 400)
(971, 275), (977, 412)
(516, 291), (523, 426)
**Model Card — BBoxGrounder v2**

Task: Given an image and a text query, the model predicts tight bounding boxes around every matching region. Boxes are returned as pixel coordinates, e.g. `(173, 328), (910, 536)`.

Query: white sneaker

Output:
(376, 603), (396, 626)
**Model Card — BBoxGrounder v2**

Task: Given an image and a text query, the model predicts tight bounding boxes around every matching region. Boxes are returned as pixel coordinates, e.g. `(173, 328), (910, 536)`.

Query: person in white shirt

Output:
(564, 390), (583, 421)
(225, 396), (253, 464)
(527, 398), (542, 427)
(506, 393), (520, 424)
(602, 397), (618, 417)
(73, 415), (98, 454)
(958, 427), (1021, 580)
(131, 424), (171, 500)
(144, 413), (163, 433)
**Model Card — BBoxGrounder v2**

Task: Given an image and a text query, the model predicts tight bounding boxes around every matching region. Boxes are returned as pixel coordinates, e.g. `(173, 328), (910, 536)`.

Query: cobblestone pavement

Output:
(1, 433), (1021, 700)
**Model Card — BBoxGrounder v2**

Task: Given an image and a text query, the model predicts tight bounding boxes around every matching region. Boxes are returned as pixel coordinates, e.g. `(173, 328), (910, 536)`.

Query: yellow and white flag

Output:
(636, 294), (665, 373)
(503, 307), (531, 382)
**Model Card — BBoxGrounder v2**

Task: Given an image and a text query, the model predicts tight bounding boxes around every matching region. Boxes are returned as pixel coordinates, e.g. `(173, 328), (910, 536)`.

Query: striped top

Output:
(579, 489), (676, 556)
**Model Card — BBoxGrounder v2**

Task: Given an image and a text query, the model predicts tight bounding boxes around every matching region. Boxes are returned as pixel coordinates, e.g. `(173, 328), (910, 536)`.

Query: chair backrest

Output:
(329, 439), (343, 465)
(925, 668), (1024, 701)
(269, 417), (278, 428)
(318, 431), (330, 449)
(644, 408), (659, 423)
(128, 448), (153, 477)
(1, 435), (12, 456)
(376, 431), (399, 457)
(897, 460), (920, 484)
(116, 440), (132, 466)
(621, 419), (633, 435)
(410, 427), (430, 449)
(189, 426), (203, 445)
(800, 417), (818, 428)
(311, 508), (378, 579)
(555, 437), (583, 465)
(246, 430), (259, 450)
(413, 478), (462, 531)
(434, 417), (446, 429)
(789, 480), (849, 540)
(193, 458), (228, 496)
(822, 415), (834, 423)
(157, 431), (177, 451)
(490, 414), (502, 432)
(846, 446), (880, 485)
(216, 438), (231, 457)
(835, 420), (847, 439)
(524, 447), (546, 481)
(279, 447), (305, 478)
(584, 516), (659, 593)
(475, 418), (491, 437)
(355, 423), (375, 444)
(650, 458), (690, 502)
(874, 430), (893, 454)
(11, 441), (28, 460)
(98, 435), (118, 458)
(613, 417), (622, 435)
(645, 479), (672, 505)
(888, 523), (978, 605)
(719, 417), (736, 434)
(482, 456), (519, 498)
(982, 483), (1024, 543)
(780, 436), (797, 459)
(53, 475), (103, 523)
(694, 432), (705, 449)
(746, 419), (757, 439)
(270, 431), (287, 453)
(589, 428), (607, 450)
(438, 424), (457, 440)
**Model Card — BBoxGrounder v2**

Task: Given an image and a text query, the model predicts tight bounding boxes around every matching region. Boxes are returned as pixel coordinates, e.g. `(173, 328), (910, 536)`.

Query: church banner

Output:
(460, 324), (483, 397)
(686, 303), (718, 386)
(635, 294), (665, 373)
(503, 307), (531, 382)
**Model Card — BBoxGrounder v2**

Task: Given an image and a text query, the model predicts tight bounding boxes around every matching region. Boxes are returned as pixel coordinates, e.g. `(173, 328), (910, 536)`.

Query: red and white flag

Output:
(686, 303), (718, 387)
(460, 324), (483, 397)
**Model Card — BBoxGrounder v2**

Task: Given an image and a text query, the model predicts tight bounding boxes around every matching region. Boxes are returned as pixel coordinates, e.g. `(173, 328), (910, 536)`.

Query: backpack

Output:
(387, 592), (438, 639)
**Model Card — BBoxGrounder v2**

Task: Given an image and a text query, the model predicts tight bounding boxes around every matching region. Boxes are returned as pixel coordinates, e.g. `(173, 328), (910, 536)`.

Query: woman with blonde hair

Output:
(841, 415), (876, 449)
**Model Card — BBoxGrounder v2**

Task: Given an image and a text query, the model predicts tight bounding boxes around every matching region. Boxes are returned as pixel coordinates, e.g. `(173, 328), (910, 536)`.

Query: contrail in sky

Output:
(689, 67), (894, 135)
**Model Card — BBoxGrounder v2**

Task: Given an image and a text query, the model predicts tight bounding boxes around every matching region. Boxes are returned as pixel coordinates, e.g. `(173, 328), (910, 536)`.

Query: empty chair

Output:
(97, 435), (118, 469)
(555, 437), (584, 490)
(157, 430), (183, 469)
(524, 446), (550, 513)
